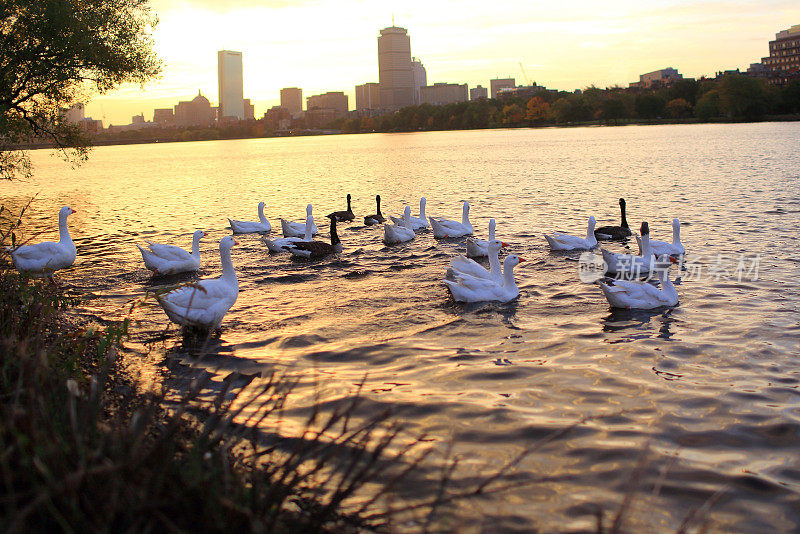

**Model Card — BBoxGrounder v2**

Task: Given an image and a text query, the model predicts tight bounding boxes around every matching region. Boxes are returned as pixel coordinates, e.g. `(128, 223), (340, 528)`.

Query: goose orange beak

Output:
(233, 240), (239, 246)
(518, 257), (526, 262)
(669, 256), (679, 264)
(203, 232), (208, 237)
(70, 208), (77, 214)
(501, 242), (509, 247)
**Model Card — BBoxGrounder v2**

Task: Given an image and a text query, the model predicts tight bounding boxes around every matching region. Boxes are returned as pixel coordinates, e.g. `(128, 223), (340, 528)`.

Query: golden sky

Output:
(86, 0), (800, 125)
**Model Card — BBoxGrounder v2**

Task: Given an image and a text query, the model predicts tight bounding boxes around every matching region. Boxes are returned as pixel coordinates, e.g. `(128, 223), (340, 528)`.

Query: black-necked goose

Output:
(364, 195), (385, 225)
(595, 198), (632, 240)
(328, 194), (354, 222)
(283, 214), (342, 259)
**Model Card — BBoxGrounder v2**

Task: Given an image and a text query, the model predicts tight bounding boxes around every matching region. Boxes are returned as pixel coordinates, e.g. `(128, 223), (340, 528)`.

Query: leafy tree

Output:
(782, 80), (800, 114)
(634, 94), (666, 119)
(600, 97), (626, 124)
(665, 79), (700, 106)
(695, 90), (721, 121)
(500, 103), (526, 126)
(665, 98), (692, 119)
(716, 74), (769, 120)
(526, 96), (551, 123)
(1, 0), (161, 179)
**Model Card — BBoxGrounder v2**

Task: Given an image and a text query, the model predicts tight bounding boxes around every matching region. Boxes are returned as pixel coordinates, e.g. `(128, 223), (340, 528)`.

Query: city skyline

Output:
(85, 0), (800, 125)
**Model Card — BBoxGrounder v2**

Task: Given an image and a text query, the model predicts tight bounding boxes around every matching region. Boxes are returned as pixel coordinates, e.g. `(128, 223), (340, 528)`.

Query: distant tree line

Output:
(336, 74), (800, 134)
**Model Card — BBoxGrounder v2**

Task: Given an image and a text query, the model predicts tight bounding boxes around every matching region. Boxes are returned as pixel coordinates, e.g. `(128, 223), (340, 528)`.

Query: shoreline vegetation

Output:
(22, 74), (800, 150)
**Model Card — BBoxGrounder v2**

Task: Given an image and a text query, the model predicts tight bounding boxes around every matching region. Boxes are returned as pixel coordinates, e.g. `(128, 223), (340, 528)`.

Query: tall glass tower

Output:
(217, 50), (244, 120)
(378, 27), (414, 111)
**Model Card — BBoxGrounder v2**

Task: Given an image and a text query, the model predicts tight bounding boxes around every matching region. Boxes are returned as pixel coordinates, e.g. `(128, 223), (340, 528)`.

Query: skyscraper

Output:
(411, 57), (426, 105)
(217, 50), (244, 120)
(378, 26), (414, 111)
(280, 87), (303, 115)
(355, 83), (381, 112)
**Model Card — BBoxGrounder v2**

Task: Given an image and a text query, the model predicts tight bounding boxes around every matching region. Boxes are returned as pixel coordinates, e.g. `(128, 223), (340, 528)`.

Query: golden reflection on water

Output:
(3, 123), (800, 530)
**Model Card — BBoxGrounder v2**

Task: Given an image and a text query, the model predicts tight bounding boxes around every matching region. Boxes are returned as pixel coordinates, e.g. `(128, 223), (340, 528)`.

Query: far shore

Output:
(18, 113), (800, 151)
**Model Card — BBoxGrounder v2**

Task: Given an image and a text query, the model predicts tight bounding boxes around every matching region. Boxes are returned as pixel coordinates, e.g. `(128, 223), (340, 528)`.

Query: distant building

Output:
(80, 118), (103, 132)
(174, 91), (215, 127)
(746, 62), (770, 79)
(420, 83), (468, 106)
(411, 57), (427, 105)
(153, 108), (174, 124)
(378, 26), (414, 110)
(490, 78), (515, 99)
(243, 98), (255, 121)
(217, 50), (244, 120)
(355, 82), (381, 112)
(761, 24), (800, 85)
(263, 106), (292, 130)
(64, 103), (85, 123)
(496, 84), (551, 101)
(306, 91), (348, 115)
(131, 114), (145, 128)
(470, 85), (488, 100)
(305, 108), (339, 129)
(630, 68), (683, 89)
(280, 87), (303, 115)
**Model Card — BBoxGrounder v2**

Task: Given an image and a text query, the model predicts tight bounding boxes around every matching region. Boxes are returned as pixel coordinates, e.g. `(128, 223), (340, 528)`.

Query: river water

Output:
(3, 123), (800, 531)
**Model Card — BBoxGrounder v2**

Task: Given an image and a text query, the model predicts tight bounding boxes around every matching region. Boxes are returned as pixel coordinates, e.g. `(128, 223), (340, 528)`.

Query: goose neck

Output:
(59, 212), (72, 245)
(330, 217), (340, 246)
(220, 246), (237, 284)
(191, 235), (202, 257)
(620, 202), (629, 229)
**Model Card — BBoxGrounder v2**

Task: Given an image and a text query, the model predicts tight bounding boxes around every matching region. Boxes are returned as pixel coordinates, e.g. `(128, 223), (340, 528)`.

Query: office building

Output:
(280, 87), (303, 115)
(174, 91), (215, 127)
(490, 78), (515, 99)
(761, 24), (800, 85)
(355, 83), (381, 112)
(64, 103), (85, 123)
(243, 98), (255, 120)
(420, 83), (468, 106)
(378, 26), (414, 110)
(629, 68), (683, 89)
(153, 108), (174, 124)
(306, 91), (348, 115)
(470, 85), (488, 100)
(217, 50), (244, 120)
(411, 57), (427, 105)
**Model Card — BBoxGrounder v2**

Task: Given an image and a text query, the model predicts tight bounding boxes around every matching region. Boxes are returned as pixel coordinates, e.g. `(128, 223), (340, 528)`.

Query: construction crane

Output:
(519, 61), (531, 86)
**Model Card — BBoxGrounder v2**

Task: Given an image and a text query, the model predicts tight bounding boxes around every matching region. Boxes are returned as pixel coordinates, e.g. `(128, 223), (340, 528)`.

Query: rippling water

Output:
(4, 123), (800, 531)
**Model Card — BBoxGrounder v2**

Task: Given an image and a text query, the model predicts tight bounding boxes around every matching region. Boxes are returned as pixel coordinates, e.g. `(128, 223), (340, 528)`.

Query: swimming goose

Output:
(597, 255), (678, 309)
(466, 218), (502, 257)
(328, 194), (354, 222)
(364, 195), (386, 225)
(281, 204), (319, 237)
(383, 206), (416, 244)
(8, 206), (76, 277)
(229, 201), (271, 233)
(595, 198), (632, 240)
(636, 218), (684, 256)
(283, 214), (342, 259)
(446, 239), (504, 284)
(444, 254), (525, 303)
(430, 201), (473, 238)
(544, 216), (598, 251)
(155, 236), (239, 329)
(390, 197), (428, 229)
(138, 230), (206, 275)
(264, 213), (313, 253)
(602, 222), (656, 276)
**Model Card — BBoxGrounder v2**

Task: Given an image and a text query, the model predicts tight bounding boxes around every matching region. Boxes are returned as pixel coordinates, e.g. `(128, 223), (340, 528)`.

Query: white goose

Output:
(383, 206), (416, 245)
(155, 236), (239, 329)
(446, 239), (504, 284)
(229, 201), (271, 234)
(636, 218), (684, 256)
(466, 218), (503, 257)
(602, 222), (656, 276)
(264, 213), (314, 252)
(137, 230), (206, 276)
(8, 206), (76, 277)
(280, 204), (319, 237)
(444, 254), (525, 303)
(430, 201), (473, 239)
(597, 255), (678, 309)
(544, 216), (598, 251)
(390, 197), (428, 229)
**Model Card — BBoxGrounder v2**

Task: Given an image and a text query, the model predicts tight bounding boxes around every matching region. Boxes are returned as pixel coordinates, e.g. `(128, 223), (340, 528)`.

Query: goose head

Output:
(640, 221), (649, 236)
(306, 204), (313, 215)
(220, 235), (237, 251)
(403, 205), (412, 225)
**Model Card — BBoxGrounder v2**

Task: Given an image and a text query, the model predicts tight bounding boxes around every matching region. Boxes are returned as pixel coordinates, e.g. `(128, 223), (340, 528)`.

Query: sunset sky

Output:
(86, 0), (800, 125)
